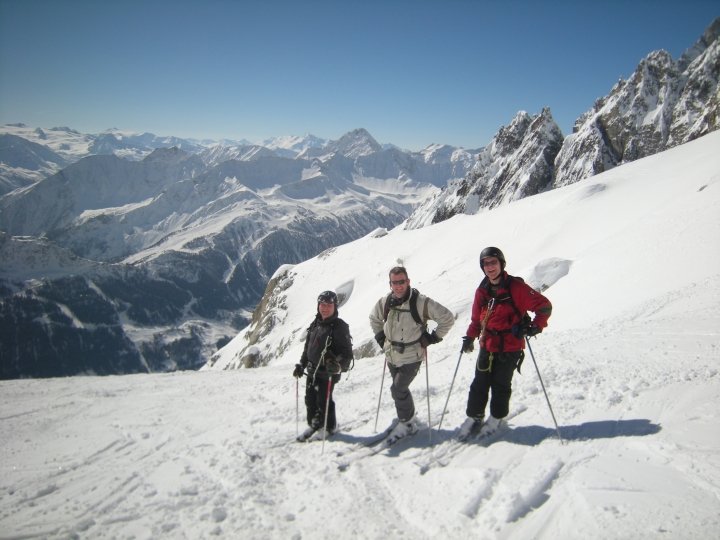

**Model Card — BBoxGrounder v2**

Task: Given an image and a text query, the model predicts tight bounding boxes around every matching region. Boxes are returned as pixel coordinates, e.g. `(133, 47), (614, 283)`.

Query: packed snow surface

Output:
(1, 132), (719, 539)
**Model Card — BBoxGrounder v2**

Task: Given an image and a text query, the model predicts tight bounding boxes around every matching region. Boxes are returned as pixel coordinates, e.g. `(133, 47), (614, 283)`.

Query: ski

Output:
(333, 420), (399, 454)
(336, 428), (421, 471)
(336, 442), (386, 470)
(296, 427), (319, 442)
(414, 404), (528, 474)
(456, 419), (483, 442)
(473, 420), (507, 442)
(293, 418), (367, 444)
(362, 423), (397, 447)
(383, 428), (418, 447)
(335, 418), (427, 471)
(465, 404), (527, 443)
(296, 426), (340, 443)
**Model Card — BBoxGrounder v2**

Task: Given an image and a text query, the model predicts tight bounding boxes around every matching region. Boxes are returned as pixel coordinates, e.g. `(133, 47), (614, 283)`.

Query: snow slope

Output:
(1, 132), (719, 539)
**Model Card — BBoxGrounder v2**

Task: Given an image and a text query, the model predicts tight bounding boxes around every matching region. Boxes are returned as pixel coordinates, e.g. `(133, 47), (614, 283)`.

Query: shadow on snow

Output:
(331, 418), (661, 453)
(498, 418), (662, 447)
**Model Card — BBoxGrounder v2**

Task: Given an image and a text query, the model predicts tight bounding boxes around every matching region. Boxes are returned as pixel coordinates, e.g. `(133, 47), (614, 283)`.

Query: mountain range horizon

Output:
(0, 17), (718, 380)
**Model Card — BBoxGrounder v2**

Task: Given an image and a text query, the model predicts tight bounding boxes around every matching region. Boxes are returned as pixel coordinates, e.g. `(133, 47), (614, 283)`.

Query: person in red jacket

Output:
(459, 247), (552, 440)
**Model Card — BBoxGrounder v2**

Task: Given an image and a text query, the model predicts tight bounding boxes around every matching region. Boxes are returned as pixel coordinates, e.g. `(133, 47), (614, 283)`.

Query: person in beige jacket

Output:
(369, 266), (454, 440)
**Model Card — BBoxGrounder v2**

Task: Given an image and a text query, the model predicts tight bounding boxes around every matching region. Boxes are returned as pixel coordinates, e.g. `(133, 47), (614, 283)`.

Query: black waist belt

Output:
(484, 328), (512, 353)
(389, 338), (421, 353)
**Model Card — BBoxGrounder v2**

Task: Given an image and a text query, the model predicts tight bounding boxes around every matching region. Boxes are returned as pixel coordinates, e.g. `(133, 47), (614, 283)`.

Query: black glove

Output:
(525, 324), (541, 337)
(512, 319), (542, 338)
(461, 336), (475, 353)
(375, 331), (386, 349)
(420, 330), (442, 348)
(293, 364), (304, 378)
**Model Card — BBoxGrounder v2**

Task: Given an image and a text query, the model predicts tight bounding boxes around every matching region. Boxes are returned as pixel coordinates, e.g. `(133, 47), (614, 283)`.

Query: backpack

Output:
(483, 275), (530, 371)
(305, 318), (354, 373)
(492, 276), (530, 324)
(382, 288), (428, 328)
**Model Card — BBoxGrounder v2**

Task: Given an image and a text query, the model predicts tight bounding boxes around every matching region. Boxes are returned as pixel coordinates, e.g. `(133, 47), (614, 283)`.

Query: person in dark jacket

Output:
(459, 247), (552, 439)
(293, 290), (354, 441)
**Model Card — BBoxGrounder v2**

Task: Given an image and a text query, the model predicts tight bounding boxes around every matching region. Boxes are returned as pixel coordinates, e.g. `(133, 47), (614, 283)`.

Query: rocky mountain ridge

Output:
(0, 128), (471, 378)
(406, 108), (564, 228)
(553, 17), (719, 189)
(406, 17), (719, 228)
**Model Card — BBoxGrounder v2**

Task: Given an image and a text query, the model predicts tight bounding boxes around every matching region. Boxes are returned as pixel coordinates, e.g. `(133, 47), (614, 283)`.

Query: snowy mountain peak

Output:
(0, 134), (68, 195)
(679, 16), (719, 70)
(326, 128), (383, 158)
(48, 126), (81, 134)
(420, 143), (466, 163)
(491, 110), (533, 154)
(405, 108), (563, 228)
(142, 146), (191, 164)
(553, 17), (719, 188)
(261, 134), (327, 157)
(0, 125), (452, 377)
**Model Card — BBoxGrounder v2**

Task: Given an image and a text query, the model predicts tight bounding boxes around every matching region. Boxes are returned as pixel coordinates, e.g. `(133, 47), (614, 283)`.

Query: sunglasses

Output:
(389, 279), (407, 285)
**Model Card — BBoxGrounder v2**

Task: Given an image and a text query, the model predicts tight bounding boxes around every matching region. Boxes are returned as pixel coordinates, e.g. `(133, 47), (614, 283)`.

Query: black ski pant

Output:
(305, 374), (340, 431)
(465, 350), (523, 420)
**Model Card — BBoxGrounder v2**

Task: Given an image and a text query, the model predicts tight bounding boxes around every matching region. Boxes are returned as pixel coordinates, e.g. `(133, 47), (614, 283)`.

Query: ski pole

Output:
(321, 377), (333, 454)
(439, 348), (464, 429)
(374, 357), (387, 432)
(424, 347), (432, 444)
(295, 377), (299, 438)
(525, 337), (565, 445)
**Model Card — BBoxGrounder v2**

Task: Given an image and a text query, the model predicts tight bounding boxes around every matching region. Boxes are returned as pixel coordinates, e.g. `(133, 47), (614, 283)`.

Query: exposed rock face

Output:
(668, 18), (720, 146)
(407, 18), (719, 229)
(553, 17), (719, 187)
(205, 266), (296, 371)
(406, 108), (564, 228)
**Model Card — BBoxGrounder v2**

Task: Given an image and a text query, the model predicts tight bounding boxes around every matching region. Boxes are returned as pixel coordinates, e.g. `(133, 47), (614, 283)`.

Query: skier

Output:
(369, 266), (454, 442)
(459, 247), (552, 439)
(293, 290), (354, 442)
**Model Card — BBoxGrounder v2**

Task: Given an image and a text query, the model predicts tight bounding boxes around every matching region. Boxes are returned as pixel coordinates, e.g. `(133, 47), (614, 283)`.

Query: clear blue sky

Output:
(1, 0), (717, 151)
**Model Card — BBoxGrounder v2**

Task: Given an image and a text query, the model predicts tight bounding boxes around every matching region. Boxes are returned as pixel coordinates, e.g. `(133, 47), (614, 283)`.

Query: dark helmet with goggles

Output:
(479, 246), (506, 271)
(317, 290), (338, 305)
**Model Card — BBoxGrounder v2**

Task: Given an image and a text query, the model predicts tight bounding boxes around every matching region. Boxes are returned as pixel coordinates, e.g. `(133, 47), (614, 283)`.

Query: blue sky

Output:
(0, 0), (717, 151)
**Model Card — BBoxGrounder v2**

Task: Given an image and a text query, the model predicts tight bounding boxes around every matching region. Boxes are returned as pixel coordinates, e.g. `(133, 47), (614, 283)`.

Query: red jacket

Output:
(466, 272), (552, 352)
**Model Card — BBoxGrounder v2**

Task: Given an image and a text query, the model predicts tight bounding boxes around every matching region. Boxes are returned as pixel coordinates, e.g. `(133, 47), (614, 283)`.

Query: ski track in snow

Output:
(3, 268), (720, 539)
(3, 348), (718, 539)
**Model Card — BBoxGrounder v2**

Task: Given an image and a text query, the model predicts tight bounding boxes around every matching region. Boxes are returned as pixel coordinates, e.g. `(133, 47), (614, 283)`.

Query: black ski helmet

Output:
(317, 290), (338, 305)
(479, 246), (506, 271)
